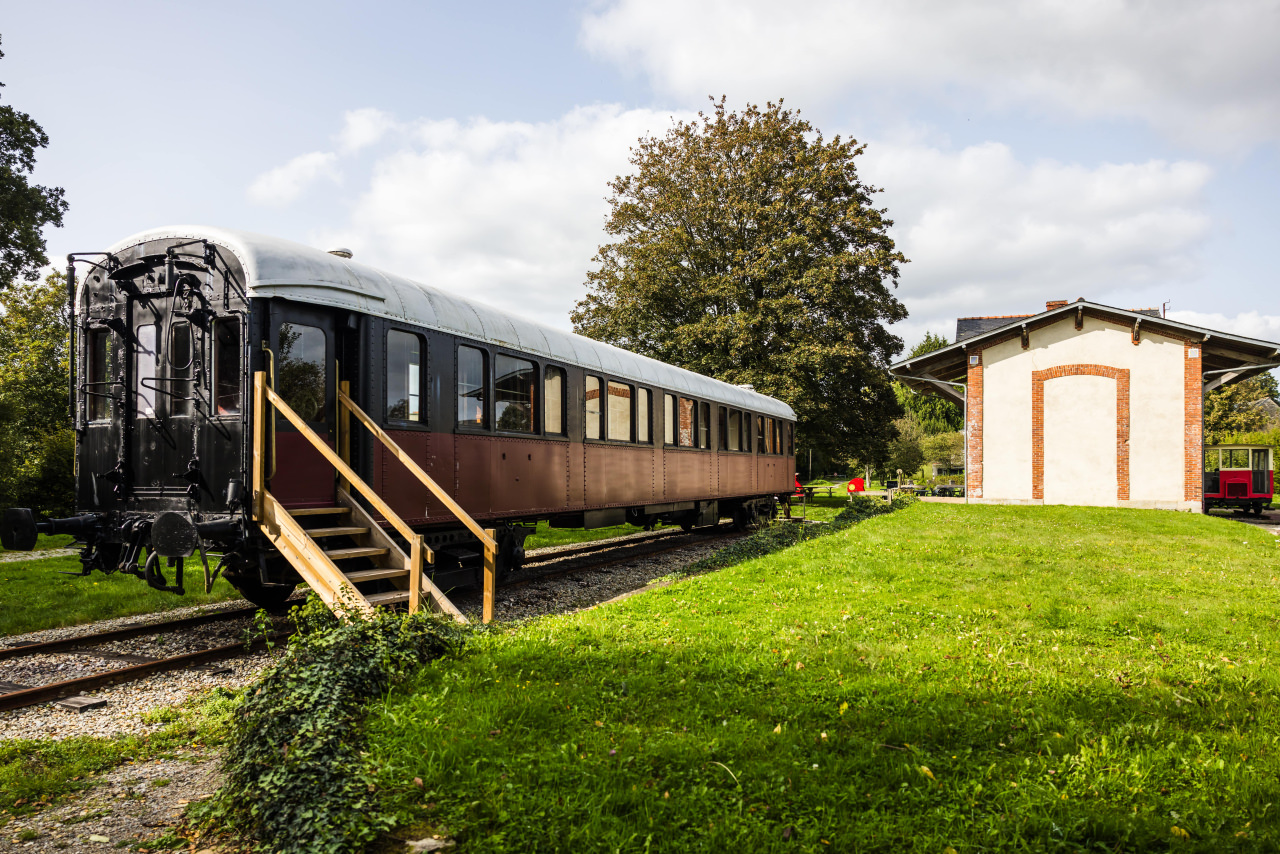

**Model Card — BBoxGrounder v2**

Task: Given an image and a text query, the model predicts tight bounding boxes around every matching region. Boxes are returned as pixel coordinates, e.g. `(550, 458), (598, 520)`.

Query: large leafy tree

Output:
(0, 270), (74, 516)
(1, 35), (68, 290)
(893, 331), (962, 434)
(572, 98), (908, 460)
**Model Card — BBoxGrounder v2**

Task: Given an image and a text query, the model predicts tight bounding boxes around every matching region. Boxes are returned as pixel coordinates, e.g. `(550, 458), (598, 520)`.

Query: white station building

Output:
(889, 300), (1280, 510)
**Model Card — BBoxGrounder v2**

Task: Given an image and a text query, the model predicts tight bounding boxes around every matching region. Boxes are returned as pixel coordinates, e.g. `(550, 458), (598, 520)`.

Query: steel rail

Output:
(521, 526), (692, 567)
(0, 633), (285, 712)
(0, 604), (264, 662)
(502, 526), (742, 592)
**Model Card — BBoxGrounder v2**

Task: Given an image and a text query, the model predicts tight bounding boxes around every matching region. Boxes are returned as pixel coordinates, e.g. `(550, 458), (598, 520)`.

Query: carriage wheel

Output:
(229, 577), (299, 613)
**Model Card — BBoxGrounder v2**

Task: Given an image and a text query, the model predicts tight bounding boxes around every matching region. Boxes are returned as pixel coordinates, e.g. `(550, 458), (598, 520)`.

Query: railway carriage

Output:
(0, 227), (796, 616)
(1203, 444), (1274, 515)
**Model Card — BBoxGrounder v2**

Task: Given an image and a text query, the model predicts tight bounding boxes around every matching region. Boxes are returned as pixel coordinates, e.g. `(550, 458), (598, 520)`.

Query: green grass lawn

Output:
(367, 503), (1280, 852)
(523, 520), (649, 550)
(0, 551), (243, 637)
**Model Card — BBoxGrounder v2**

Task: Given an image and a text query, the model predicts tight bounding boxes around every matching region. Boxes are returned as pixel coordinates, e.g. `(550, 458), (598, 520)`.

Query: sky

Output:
(4, 0), (1280, 366)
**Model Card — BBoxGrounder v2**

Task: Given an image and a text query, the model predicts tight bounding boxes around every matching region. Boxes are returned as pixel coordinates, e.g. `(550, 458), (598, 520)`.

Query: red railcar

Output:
(1203, 445), (1274, 515)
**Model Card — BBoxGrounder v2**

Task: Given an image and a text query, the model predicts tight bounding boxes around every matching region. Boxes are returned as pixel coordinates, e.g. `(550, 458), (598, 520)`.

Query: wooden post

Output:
(409, 535), (422, 615)
(338, 379), (351, 493)
(482, 528), (497, 624)
(252, 372), (267, 521)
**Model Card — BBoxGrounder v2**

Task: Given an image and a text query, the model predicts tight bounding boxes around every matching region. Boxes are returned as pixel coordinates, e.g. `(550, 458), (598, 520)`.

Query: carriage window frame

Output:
(494, 353), (537, 435)
(607, 380), (634, 442)
(757, 415), (767, 454)
(87, 328), (115, 422)
(698, 401), (711, 449)
(386, 328), (426, 426)
(1226, 449), (1250, 469)
(636, 388), (651, 444)
(135, 323), (158, 419)
(727, 409), (742, 451)
(786, 422), (794, 456)
(718, 406), (729, 451)
(544, 365), (566, 436)
(677, 397), (696, 448)
(213, 318), (242, 417)
(277, 322), (329, 424)
(664, 394), (676, 445)
(1204, 448), (1220, 472)
(456, 344), (489, 430)
(585, 375), (603, 441)
(1252, 448), (1270, 472)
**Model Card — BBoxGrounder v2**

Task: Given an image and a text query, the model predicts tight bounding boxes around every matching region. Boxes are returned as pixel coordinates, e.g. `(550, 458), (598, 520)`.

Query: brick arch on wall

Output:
(1031, 364), (1131, 502)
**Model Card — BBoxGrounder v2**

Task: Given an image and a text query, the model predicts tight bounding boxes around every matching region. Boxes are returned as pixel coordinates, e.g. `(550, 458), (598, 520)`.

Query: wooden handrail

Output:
(338, 389), (498, 551)
(255, 374), (426, 555)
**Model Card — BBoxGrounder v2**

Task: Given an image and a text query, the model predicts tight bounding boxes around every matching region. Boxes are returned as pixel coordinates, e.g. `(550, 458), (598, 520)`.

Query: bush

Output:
(196, 598), (468, 854)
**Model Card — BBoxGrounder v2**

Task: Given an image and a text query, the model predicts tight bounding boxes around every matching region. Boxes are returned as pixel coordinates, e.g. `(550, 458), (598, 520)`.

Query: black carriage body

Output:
(23, 227), (796, 603)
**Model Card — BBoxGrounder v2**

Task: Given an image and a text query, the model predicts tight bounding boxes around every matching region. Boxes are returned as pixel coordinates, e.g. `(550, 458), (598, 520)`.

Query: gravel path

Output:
(0, 549), (78, 565)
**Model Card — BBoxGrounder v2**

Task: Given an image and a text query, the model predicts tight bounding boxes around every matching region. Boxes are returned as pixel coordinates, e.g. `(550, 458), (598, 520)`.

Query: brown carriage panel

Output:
(273, 432), (336, 509)
(453, 434), (492, 517)
(719, 453), (755, 497)
(374, 431), (439, 526)
(490, 439), (570, 513)
(584, 444), (652, 506)
(663, 450), (712, 501)
(568, 440), (585, 507)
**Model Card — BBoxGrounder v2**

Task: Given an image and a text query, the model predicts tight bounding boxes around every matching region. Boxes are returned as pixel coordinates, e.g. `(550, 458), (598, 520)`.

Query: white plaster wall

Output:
(980, 316), (1186, 506)
(1043, 374), (1116, 505)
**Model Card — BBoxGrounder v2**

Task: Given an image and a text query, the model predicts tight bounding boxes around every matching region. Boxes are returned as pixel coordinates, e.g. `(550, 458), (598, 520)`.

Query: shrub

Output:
(197, 598), (468, 854)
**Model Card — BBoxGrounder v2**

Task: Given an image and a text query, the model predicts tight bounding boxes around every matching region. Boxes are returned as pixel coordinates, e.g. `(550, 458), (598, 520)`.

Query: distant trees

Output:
(0, 36), (67, 290)
(0, 271), (74, 516)
(572, 97), (908, 464)
(883, 332), (963, 482)
(1205, 374), (1280, 443)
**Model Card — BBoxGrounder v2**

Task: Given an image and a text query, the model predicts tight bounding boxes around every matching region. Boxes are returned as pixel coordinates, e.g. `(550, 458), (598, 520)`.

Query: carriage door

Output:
(268, 302), (338, 509)
(129, 297), (198, 503)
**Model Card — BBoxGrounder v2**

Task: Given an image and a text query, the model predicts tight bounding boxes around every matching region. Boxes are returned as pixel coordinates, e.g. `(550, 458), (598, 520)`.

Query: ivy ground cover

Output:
(368, 504), (1280, 852)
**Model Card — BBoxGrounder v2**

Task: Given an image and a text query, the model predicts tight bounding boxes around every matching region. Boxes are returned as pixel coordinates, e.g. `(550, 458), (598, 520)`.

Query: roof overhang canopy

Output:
(888, 301), (1280, 402)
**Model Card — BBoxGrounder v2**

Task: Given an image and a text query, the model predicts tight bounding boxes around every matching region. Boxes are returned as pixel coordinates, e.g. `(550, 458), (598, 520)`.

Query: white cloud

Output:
(862, 141), (1214, 346)
(581, 0), (1280, 151)
(338, 108), (399, 153)
(1166, 310), (1280, 345)
(310, 105), (691, 329)
(247, 152), (341, 206)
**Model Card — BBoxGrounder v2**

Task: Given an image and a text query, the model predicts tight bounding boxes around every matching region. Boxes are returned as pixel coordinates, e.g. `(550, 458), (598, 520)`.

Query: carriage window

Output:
(544, 367), (565, 434)
(495, 355), (535, 433)
(170, 323), (192, 417)
(214, 319), (241, 415)
(757, 415), (767, 453)
(772, 419), (780, 455)
(387, 330), (422, 422)
(787, 422), (794, 455)
(278, 323), (327, 422)
(718, 407), (728, 450)
(678, 397), (695, 447)
(608, 382), (633, 441)
(135, 324), (158, 418)
(1254, 449), (1270, 471)
(585, 376), (602, 440)
(1204, 449), (1220, 472)
(699, 402), (710, 449)
(457, 345), (487, 428)
(637, 388), (651, 443)
(87, 329), (114, 421)
(728, 410), (741, 451)
(664, 394), (676, 445)
(1226, 449), (1250, 469)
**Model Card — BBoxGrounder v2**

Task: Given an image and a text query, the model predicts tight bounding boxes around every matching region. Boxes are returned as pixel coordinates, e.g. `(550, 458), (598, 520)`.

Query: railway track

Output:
(0, 605), (290, 713)
(507, 524), (743, 591)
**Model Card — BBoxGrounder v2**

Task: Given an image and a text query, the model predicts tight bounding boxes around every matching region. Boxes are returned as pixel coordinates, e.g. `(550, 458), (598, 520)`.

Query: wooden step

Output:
(306, 526), (368, 538)
(345, 567), (410, 583)
(289, 506), (350, 517)
(366, 590), (411, 606)
(324, 547), (390, 561)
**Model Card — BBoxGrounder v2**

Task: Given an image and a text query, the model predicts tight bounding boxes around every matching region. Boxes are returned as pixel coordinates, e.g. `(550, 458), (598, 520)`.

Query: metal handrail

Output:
(252, 372), (429, 559)
(337, 389), (497, 552)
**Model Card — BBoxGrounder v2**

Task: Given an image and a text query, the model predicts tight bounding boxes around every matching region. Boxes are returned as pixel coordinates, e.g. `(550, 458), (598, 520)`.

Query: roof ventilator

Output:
(327, 247), (353, 259)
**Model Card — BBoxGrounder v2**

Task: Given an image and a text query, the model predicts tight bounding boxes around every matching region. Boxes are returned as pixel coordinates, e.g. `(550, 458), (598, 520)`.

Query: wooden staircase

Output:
(251, 371), (494, 622)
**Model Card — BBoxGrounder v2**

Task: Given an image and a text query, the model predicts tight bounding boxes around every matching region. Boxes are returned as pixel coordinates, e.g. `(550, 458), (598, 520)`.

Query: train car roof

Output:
(107, 226), (796, 420)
